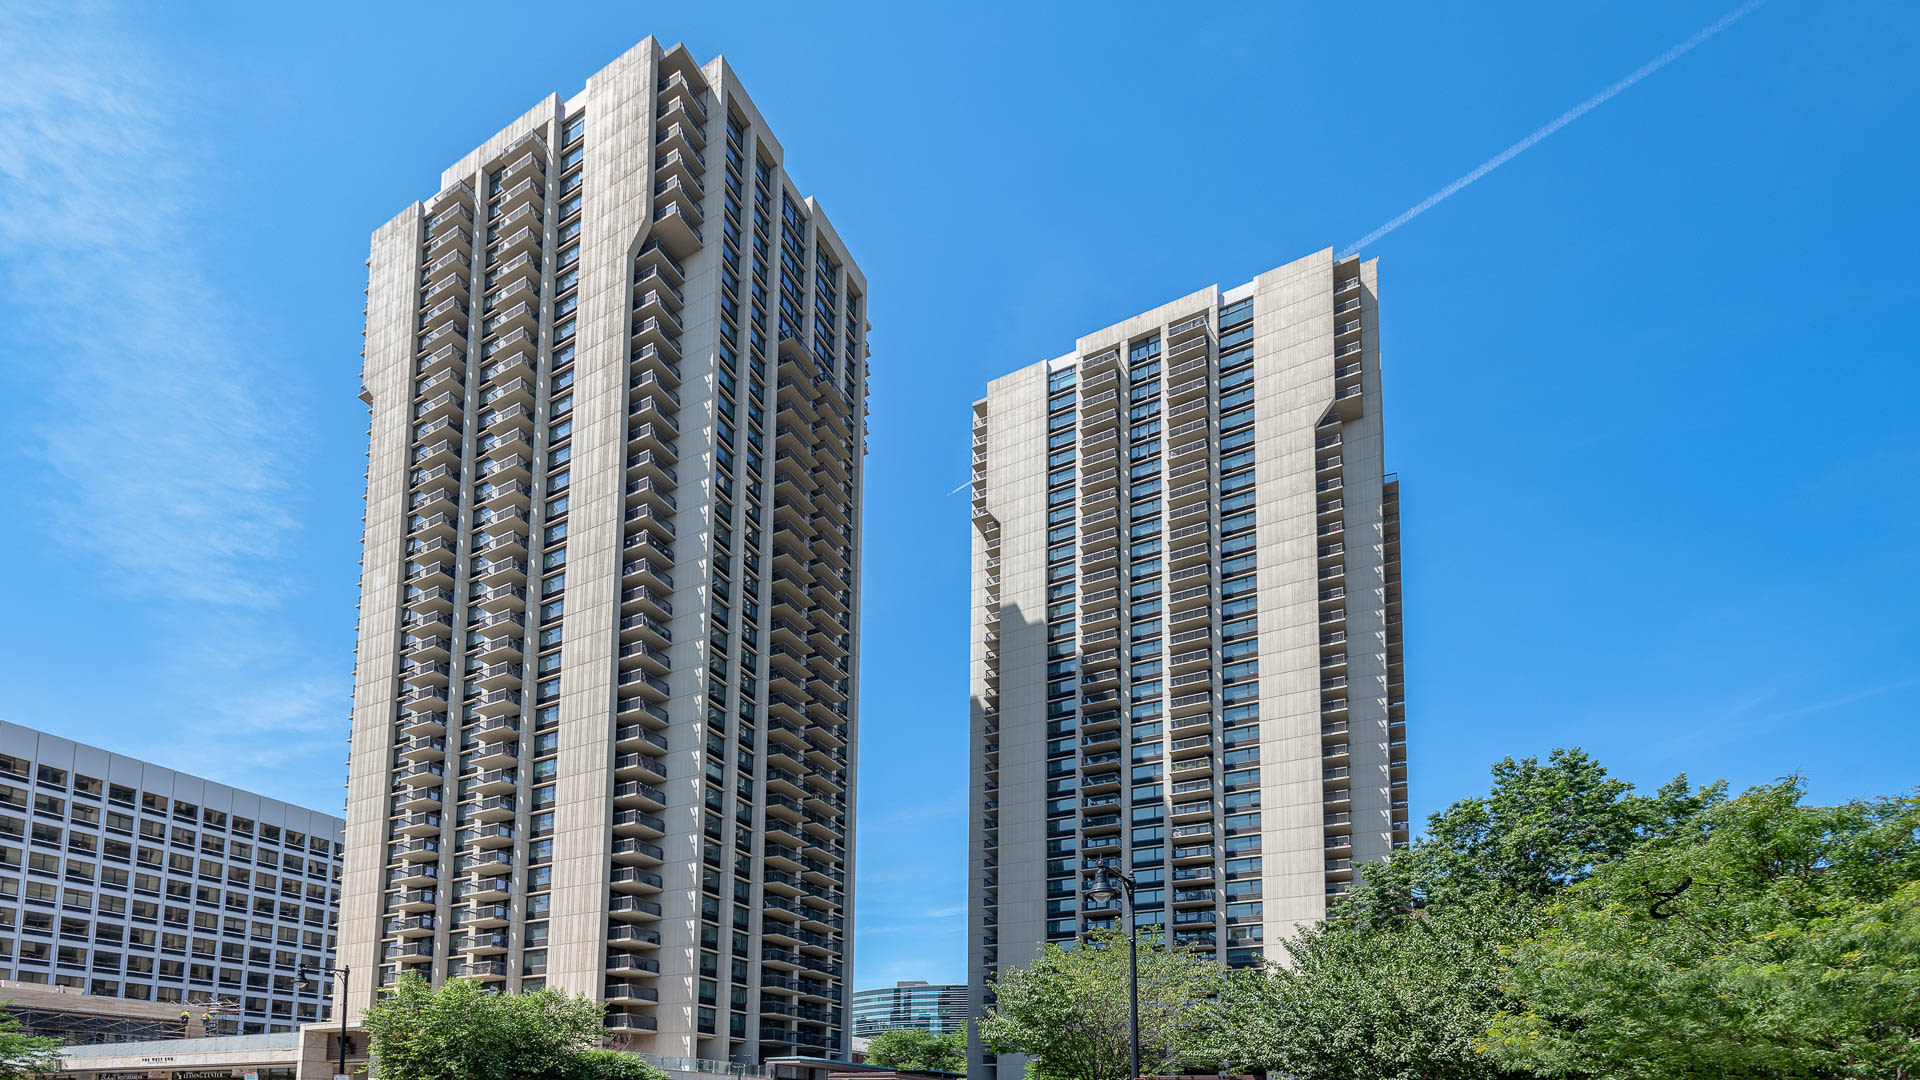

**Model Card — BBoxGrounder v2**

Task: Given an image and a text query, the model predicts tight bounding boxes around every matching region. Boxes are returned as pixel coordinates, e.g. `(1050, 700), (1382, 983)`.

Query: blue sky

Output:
(1, 1), (1915, 990)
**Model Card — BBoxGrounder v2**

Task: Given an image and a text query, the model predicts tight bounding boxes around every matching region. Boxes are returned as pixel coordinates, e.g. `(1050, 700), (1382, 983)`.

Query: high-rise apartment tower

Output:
(967, 250), (1405, 1078)
(339, 39), (867, 1065)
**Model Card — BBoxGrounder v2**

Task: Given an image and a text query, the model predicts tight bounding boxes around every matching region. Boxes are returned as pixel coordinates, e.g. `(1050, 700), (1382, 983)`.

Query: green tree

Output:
(865, 1028), (967, 1073)
(1347, 747), (1723, 921)
(1486, 780), (1920, 1080)
(980, 929), (1222, 1080)
(0, 1007), (62, 1080)
(360, 972), (667, 1080)
(1200, 748), (1721, 1080)
(1197, 897), (1539, 1080)
(556, 1050), (668, 1080)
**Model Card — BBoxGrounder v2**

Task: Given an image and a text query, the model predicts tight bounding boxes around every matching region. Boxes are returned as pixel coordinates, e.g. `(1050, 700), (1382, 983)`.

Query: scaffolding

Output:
(9, 1001), (189, 1046)
(5, 993), (241, 1046)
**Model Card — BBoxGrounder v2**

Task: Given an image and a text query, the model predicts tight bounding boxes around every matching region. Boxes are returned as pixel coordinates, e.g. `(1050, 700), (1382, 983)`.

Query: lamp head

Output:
(1087, 866), (1118, 905)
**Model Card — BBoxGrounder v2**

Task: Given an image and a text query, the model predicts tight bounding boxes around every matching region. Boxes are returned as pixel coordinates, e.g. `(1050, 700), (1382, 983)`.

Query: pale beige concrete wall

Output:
(440, 95), (570, 194)
(1341, 257), (1398, 870)
(338, 207), (426, 1019)
(549, 34), (661, 1009)
(1247, 249), (1340, 937)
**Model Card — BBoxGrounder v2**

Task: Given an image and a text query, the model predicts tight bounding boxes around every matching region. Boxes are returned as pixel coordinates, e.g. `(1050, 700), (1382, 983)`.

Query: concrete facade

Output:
(966, 250), (1406, 1079)
(339, 38), (866, 1066)
(53, 1029), (343, 1080)
(0, 722), (344, 1036)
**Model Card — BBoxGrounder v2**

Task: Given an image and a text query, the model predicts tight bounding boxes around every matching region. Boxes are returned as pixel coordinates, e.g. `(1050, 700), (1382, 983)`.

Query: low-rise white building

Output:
(0, 722), (345, 1034)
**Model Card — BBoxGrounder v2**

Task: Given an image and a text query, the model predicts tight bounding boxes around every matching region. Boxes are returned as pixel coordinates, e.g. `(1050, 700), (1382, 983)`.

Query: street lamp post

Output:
(1086, 865), (1139, 1080)
(297, 965), (351, 1079)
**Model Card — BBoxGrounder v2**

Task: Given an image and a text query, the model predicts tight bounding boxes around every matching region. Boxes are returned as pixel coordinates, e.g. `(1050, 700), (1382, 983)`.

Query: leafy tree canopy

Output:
(1197, 748), (1722, 1080)
(1486, 780), (1920, 1080)
(989, 752), (1920, 1080)
(864, 1028), (966, 1074)
(980, 929), (1222, 1080)
(0, 1007), (63, 1080)
(1346, 747), (1724, 921)
(1196, 897), (1540, 1080)
(361, 973), (667, 1080)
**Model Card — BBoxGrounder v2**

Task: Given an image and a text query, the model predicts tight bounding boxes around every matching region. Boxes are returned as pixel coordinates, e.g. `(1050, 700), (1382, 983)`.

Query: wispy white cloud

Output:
(0, 2), (298, 607)
(0, 4), (348, 811)
(119, 625), (351, 811)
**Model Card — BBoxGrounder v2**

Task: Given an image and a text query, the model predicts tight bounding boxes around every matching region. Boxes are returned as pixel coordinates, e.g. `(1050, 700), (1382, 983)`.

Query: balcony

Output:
(488, 175), (543, 222)
(473, 661), (523, 691)
(624, 426), (676, 476)
(613, 808), (666, 840)
(496, 145), (545, 188)
(397, 761), (445, 787)
(384, 940), (434, 963)
(426, 194), (472, 233)
(611, 866), (665, 894)
(395, 811), (441, 837)
(473, 688), (522, 717)
(622, 718), (675, 753)
(465, 931), (511, 955)
(652, 175), (704, 223)
(609, 895), (663, 922)
(391, 885), (436, 912)
(389, 861), (438, 888)
(421, 232), (471, 274)
(397, 734), (446, 763)
(650, 202), (704, 259)
(656, 85), (709, 133)
(389, 914), (436, 938)
(606, 952), (661, 975)
(655, 141), (707, 198)
(481, 320), (537, 368)
(1168, 496), (1209, 526)
(1168, 601), (1211, 629)
(478, 536), (532, 570)
(399, 709), (445, 739)
(467, 874), (512, 901)
(605, 1011), (659, 1034)
(655, 120), (707, 159)
(612, 835), (665, 866)
(485, 222), (542, 269)
(605, 982), (660, 1005)
(634, 238), (686, 285)
(615, 749), (667, 784)
(472, 634), (522, 665)
(472, 740), (519, 770)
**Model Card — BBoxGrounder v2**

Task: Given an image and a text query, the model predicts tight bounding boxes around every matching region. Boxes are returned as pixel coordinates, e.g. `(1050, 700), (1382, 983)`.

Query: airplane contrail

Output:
(947, 480), (970, 496)
(1341, 0), (1766, 256)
